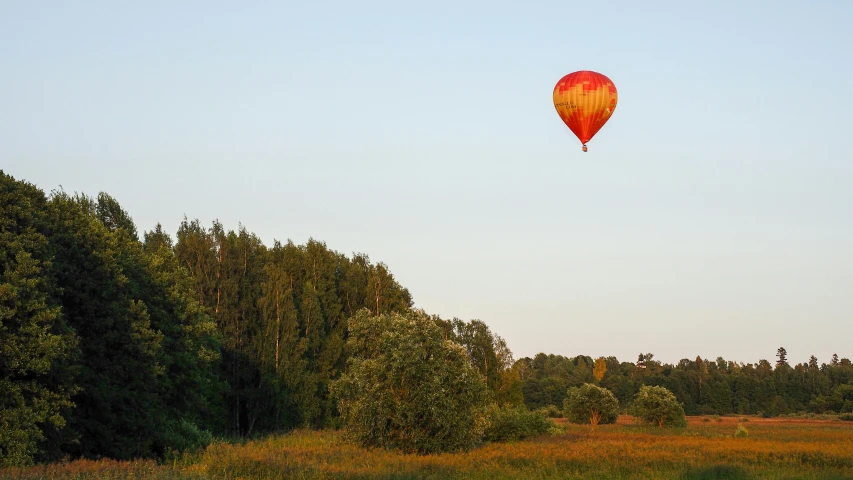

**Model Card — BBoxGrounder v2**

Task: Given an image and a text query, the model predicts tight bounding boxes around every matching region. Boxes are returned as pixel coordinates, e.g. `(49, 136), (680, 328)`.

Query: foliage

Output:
(1, 171), (420, 464)
(330, 309), (492, 454)
(563, 383), (620, 426)
(172, 221), (414, 434)
(630, 385), (687, 428)
(161, 419), (214, 455)
(592, 357), (607, 382)
(516, 353), (600, 410)
(0, 172), (76, 466)
(482, 405), (553, 442)
(734, 424), (749, 437)
(42, 191), (227, 461)
(432, 317), (524, 407)
(517, 350), (853, 419)
(537, 404), (563, 418)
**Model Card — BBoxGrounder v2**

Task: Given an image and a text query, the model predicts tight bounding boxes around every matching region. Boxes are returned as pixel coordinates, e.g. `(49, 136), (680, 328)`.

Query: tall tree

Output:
(141, 224), (226, 444)
(593, 357), (607, 383)
(0, 172), (76, 466)
(776, 347), (789, 368)
(45, 191), (167, 459)
(255, 241), (309, 428)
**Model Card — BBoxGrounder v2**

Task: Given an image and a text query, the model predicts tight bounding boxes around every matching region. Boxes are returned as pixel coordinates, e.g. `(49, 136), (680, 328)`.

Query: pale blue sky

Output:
(3, 1), (852, 365)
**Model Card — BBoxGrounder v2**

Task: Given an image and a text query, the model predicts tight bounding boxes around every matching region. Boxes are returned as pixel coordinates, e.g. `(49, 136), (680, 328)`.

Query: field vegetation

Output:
(4, 415), (853, 479)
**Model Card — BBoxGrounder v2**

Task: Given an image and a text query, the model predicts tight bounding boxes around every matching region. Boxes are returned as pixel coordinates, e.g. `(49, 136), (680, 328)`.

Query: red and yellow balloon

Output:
(553, 70), (618, 152)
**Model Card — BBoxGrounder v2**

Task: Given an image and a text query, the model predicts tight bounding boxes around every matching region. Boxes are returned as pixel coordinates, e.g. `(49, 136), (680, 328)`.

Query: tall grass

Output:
(4, 416), (853, 479)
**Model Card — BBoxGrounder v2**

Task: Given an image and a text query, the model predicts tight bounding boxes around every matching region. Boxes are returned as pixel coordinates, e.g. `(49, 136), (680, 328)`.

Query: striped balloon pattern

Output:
(553, 70), (618, 152)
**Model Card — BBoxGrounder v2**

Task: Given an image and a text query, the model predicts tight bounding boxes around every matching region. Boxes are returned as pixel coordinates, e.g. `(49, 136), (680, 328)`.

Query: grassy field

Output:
(4, 416), (853, 479)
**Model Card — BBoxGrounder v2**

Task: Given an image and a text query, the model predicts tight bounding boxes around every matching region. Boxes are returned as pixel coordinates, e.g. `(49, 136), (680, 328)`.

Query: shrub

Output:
(483, 405), (553, 442)
(563, 383), (619, 426)
(839, 413), (853, 421)
(538, 404), (563, 418)
(330, 309), (491, 455)
(734, 424), (748, 438)
(161, 419), (214, 456)
(630, 385), (687, 428)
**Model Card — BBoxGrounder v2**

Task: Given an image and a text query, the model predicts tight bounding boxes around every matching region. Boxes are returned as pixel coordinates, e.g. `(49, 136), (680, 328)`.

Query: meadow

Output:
(4, 416), (853, 480)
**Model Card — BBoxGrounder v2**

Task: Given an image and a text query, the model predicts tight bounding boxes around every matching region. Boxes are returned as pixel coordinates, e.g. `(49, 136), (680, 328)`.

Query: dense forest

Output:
(517, 350), (853, 417)
(2, 169), (852, 467)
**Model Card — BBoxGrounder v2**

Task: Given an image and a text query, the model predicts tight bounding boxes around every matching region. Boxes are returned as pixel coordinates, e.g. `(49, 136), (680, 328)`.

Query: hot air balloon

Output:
(553, 70), (618, 152)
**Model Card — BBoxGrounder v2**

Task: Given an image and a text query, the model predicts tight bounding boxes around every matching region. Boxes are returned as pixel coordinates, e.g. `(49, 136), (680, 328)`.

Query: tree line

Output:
(0, 171), (519, 466)
(517, 349), (853, 417)
(2, 169), (852, 466)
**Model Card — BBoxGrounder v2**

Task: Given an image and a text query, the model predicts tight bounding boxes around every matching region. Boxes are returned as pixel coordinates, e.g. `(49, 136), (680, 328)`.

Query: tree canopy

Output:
(563, 383), (619, 426)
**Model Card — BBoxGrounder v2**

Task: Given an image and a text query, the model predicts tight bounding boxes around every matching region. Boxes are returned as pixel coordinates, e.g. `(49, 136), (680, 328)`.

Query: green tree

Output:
(0, 172), (76, 466)
(140, 224), (226, 447)
(563, 383), (619, 426)
(44, 191), (168, 460)
(94, 192), (138, 239)
(776, 347), (789, 368)
(630, 385), (687, 428)
(434, 317), (523, 406)
(45, 191), (225, 459)
(331, 308), (491, 454)
(255, 240), (309, 429)
(172, 223), (415, 434)
(365, 262), (412, 316)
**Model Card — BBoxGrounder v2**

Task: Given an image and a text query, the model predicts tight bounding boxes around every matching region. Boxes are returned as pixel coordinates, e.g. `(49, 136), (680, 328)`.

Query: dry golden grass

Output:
(5, 416), (853, 479)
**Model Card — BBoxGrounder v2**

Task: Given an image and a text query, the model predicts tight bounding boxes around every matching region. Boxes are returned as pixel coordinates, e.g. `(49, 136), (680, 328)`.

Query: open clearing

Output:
(4, 416), (853, 479)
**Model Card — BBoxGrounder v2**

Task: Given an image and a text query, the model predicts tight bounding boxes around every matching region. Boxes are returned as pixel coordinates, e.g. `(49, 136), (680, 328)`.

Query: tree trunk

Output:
(590, 408), (602, 427)
(374, 275), (381, 315)
(275, 285), (280, 373)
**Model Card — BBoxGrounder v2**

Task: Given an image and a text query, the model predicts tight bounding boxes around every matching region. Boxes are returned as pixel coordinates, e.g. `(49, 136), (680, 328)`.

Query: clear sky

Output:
(3, 1), (852, 366)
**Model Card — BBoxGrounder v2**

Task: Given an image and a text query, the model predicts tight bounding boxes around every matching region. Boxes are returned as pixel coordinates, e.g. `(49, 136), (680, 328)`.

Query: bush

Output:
(630, 385), (687, 428)
(330, 309), (491, 455)
(162, 419), (214, 455)
(538, 404), (563, 418)
(483, 405), (553, 442)
(839, 413), (853, 421)
(734, 424), (748, 438)
(563, 383), (619, 426)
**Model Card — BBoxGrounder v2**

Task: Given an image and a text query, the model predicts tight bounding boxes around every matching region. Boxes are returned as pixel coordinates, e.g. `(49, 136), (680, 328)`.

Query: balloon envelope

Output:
(553, 70), (618, 151)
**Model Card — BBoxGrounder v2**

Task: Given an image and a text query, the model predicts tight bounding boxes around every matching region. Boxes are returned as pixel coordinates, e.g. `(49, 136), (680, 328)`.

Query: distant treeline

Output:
(2, 169), (852, 468)
(517, 351), (853, 417)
